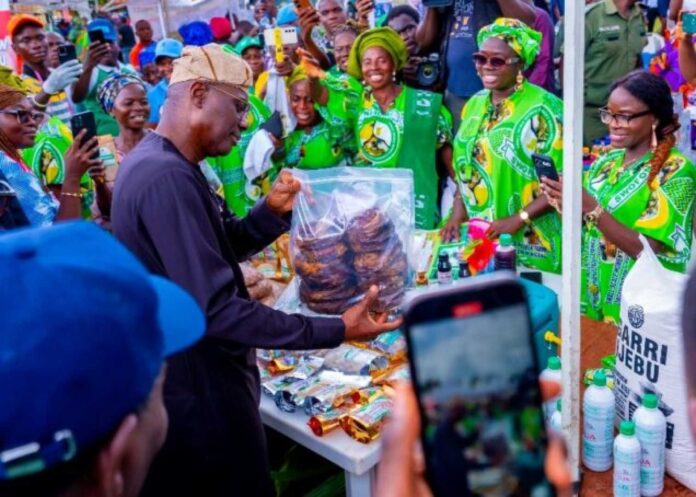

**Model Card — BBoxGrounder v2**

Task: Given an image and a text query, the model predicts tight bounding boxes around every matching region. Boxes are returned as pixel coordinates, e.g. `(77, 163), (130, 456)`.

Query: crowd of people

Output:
(1, 0), (696, 496)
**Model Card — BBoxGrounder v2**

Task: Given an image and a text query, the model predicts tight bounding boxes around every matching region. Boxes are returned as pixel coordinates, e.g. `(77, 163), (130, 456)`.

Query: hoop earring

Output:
(651, 123), (658, 150)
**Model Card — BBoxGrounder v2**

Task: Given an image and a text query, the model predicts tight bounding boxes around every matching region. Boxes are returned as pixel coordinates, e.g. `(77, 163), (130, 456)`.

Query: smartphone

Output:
(58, 44), (77, 65)
(262, 27), (299, 47)
(88, 29), (105, 44)
(532, 153), (559, 182)
(683, 12), (696, 34)
(261, 111), (284, 139)
(70, 112), (99, 160)
(404, 274), (555, 497)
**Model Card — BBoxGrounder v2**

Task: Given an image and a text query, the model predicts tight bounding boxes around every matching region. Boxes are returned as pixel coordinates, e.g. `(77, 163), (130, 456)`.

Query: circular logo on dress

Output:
(627, 304), (645, 329)
(358, 116), (398, 163)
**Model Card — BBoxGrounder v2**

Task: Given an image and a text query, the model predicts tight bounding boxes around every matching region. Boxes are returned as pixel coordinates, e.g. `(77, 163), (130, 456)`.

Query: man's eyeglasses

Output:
(599, 107), (652, 127)
(210, 84), (251, 118)
(472, 53), (520, 69)
(0, 109), (47, 126)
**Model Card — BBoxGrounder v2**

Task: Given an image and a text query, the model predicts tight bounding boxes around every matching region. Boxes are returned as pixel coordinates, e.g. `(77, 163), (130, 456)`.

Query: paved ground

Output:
(579, 317), (696, 497)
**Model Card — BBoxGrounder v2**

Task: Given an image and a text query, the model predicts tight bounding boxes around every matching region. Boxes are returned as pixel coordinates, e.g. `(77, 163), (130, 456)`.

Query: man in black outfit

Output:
(112, 43), (399, 497)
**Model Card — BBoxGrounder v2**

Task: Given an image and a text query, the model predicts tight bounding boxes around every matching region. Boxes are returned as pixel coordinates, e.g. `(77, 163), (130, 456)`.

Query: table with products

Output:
(258, 226), (563, 497)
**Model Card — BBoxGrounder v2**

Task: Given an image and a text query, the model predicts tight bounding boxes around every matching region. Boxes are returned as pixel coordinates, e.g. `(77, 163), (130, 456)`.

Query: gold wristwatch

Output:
(583, 204), (605, 228)
(519, 209), (531, 225)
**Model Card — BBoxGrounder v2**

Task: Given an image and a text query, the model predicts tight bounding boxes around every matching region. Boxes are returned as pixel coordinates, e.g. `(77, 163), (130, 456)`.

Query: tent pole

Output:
(561, 0), (585, 494)
(158, 0), (170, 37)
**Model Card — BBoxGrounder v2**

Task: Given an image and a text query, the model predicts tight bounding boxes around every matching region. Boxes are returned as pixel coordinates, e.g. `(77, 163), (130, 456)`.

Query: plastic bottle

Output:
(494, 234), (516, 271)
(614, 420), (641, 497)
(583, 370), (615, 472)
(634, 393), (666, 496)
(549, 399), (563, 436)
(540, 356), (562, 422)
(437, 253), (452, 284)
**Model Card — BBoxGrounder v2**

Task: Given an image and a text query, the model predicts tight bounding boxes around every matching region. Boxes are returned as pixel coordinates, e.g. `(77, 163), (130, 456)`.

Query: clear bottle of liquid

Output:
(494, 234), (516, 271)
(540, 356), (562, 423)
(583, 370), (615, 472)
(614, 421), (641, 497)
(549, 399), (563, 437)
(634, 393), (666, 496)
(437, 253), (452, 285)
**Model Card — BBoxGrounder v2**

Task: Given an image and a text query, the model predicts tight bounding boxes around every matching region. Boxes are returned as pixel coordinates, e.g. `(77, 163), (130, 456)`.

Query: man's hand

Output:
(84, 41), (110, 71)
(298, 6), (321, 41)
(276, 56), (296, 78)
(266, 170), (301, 216)
(43, 60), (83, 95)
(342, 286), (403, 341)
(356, 0), (373, 26)
(298, 47), (326, 79)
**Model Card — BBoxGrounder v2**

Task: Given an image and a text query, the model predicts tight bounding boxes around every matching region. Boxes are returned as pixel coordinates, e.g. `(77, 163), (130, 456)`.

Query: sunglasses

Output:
(0, 109), (47, 126)
(472, 53), (520, 69)
(598, 107), (651, 127)
(210, 84), (251, 118)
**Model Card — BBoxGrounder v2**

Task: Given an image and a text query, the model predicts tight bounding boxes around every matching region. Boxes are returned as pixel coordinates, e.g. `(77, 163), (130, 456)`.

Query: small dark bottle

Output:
(437, 253), (452, 285)
(458, 261), (470, 279)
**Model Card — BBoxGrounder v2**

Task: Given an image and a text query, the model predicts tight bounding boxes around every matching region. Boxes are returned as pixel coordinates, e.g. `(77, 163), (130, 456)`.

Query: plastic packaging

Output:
(583, 370), (615, 471)
(370, 330), (406, 359)
(540, 356), (562, 422)
(494, 233), (516, 271)
(303, 382), (356, 416)
(290, 167), (415, 315)
(308, 407), (351, 436)
(341, 395), (392, 444)
(614, 421), (641, 497)
(634, 393), (666, 496)
(323, 344), (389, 375)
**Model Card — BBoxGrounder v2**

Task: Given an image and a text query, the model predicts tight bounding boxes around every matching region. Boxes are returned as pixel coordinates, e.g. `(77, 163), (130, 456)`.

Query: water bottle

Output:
(494, 234), (516, 271)
(634, 393), (666, 496)
(549, 399), (563, 437)
(437, 253), (452, 285)
(539, 356), (562, 423)
(583, 370), (615, 471)
(614, 420), (641, 497)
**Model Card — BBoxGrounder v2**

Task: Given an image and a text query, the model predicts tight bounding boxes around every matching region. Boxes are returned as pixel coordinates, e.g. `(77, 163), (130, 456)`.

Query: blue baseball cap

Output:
(155, 38), (184, 62)
(0, 222), (205, 480)
(277, 4), (299, 26)
(87, 18), (118, 43)
(178, 20), (213, 46)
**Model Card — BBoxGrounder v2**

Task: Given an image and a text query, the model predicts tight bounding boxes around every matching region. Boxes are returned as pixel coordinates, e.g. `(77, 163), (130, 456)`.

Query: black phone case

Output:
(70, 112), (99, 160)
(532, 153), (559, 182)
(261, 111), (283, 139)
(58, 45), (77, 65)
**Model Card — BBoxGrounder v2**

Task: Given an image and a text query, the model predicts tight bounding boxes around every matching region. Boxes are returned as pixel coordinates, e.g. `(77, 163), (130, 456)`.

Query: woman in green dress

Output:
(301, 27), (453, 230)
(445, 18), (563, 274)
(279, 67), (351, 169)
(543, 70), (696, 324)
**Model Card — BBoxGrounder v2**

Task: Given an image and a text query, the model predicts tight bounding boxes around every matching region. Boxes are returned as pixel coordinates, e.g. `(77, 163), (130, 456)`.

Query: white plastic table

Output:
(261, 270), (561, 497)
(259, 395), (380, 497)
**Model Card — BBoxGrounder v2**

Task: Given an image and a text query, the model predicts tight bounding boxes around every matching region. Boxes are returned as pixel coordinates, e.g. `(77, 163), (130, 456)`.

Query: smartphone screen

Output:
(405, 277), (554, 497)
(88, 29), (105, 44)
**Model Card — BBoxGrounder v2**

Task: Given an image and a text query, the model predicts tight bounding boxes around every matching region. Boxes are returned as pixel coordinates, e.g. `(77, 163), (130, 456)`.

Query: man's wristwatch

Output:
(519, 209), (531, 225)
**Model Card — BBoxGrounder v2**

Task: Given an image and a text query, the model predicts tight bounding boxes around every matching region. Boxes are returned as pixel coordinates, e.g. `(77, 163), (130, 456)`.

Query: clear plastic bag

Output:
(290, 167), (415, 315)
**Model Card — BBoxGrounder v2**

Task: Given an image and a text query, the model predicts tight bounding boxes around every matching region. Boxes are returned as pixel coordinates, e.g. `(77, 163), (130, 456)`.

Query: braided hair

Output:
(609, 70), (679, 189)
(0, 84), (28, 163)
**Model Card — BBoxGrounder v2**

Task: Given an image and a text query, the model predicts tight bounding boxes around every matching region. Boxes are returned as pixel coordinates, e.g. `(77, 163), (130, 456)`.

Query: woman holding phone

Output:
(542, 71), (696, 324)
(0, 84), (103, 228)
(445, 18), (563, 274)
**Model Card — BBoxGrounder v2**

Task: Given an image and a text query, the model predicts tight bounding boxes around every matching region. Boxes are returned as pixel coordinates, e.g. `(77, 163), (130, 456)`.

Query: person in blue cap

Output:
(72, 18), (138, 137)
(0, 221), (205, 497)
(147, 38), (183, 126)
